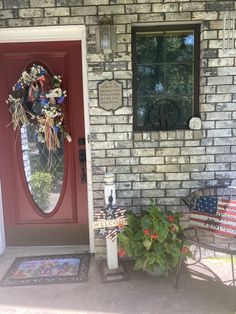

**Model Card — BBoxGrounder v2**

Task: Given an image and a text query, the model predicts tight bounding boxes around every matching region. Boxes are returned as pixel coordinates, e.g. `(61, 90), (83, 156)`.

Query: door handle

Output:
(79, 149), (86, 183)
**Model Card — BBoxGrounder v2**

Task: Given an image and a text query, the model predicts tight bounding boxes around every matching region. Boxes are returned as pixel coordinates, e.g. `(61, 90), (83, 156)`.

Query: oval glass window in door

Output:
(21, 124), (64, 214)
(7, 63), (69, 214)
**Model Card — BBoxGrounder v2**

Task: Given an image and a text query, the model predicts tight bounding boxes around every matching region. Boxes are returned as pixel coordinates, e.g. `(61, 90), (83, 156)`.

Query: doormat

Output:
(0, 254), (90, 287)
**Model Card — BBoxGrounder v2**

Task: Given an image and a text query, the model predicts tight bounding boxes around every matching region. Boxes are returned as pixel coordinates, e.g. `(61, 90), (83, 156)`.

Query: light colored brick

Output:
(165, 156), (189, 164)
(166, 12), (191, 20)
(59, 16), (84, 24)
(191, 172), (215, 180)
(117, 174), (140, 181)
(207, 129), (232, 137)
(116, 157), (139, 165)
(181, 147), (205, 155)
(92, 142), (114, 149)
(166, 189), (190, 197)
(92, 158), (115, 166)
(190, 155), (214, 163)
(8, 18), (33, 26)
(206, 146), (230, 154)
(208, 58), (233, 67)
(71, 6), (97, 16)
(133, 182), (156, 190)
(98, 5), (124, 15)
(84, 0), (107, 4)
(4, 0), (28, 8)
(181, 164), (206, 172)
(106, 116), (128, 124)
(107, 149), (130, 157)
(113, 14), (138, 24)
(214, 138), (236, 145)
(131, 148), (155, 157)
(140, 157), (164, 165)
(141, 173), (164, 181)
(165, 173), (189, 181)
(216, 171), (236, 179)
(132, 165), (155, 173)
(208, 76), (233, 85)
(156, 165), (180, 173)
(216, 155), (236, 162)
(57, 0), (82, 5)
(218, 67), (236, 76)
(142, 189), (165, 198)
(192, 11), (218, 20)
(118, 190), (141, 198)
(180, 2), (205, 11)
(206, 94), (231, 103)
(153, 3), (178, 12)
(160, 181), (181, 189)
(139, 13), (164, 22)
(107, 132), (128, 142)
(156, 148), (180, 156)
(90, 125), (113, 133)
(30, 0), (55, 7)
(126, 4), (151, 13)
(19, 8), (43, 17)
(159, 140), (184, 147)
(45, 7), (70, 16)
(206, 163), (230, 171)
(206, 112), (231, 120)
(34, 17), (58, 25)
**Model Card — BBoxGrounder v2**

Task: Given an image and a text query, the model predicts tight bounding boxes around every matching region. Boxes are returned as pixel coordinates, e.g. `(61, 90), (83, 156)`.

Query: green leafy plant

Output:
(30, 171), (53, 210)
(117, 203), (191, 274)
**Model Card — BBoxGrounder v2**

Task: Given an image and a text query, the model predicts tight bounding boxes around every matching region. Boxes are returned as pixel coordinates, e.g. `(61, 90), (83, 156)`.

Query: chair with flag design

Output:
(175, 185), (236, 313)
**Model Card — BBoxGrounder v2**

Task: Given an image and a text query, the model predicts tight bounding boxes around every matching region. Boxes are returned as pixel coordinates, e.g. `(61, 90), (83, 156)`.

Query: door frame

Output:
(0, 25), (94, 253)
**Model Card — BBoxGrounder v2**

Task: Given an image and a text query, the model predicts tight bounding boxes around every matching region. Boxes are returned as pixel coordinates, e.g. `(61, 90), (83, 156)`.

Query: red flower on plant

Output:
(151, 233), (158, 240)
(118, 247), (126, 257)
(167, 215), (175, 223)
(143, 229), (150, 235)
(181, 246), (190, 254)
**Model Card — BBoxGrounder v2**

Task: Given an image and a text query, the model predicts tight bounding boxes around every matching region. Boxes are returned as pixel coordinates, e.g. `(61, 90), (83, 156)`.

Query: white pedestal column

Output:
(104, 173), (118, 270)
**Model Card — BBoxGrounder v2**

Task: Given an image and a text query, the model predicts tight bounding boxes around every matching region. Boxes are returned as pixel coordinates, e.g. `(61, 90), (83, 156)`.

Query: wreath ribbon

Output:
(28, 75), (45, 103)
(7, 64), (71, 154)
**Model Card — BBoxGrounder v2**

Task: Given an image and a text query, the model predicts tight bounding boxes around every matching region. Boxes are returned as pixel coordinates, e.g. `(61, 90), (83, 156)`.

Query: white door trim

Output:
(0, 25), (94, 253)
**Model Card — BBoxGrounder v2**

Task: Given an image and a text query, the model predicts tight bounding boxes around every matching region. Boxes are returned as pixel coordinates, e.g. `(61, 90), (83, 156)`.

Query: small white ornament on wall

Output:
(189, 117), (202, 130)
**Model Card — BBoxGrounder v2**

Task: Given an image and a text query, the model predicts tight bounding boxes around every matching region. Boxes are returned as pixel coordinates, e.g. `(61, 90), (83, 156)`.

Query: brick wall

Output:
(1, 0), (236, 257)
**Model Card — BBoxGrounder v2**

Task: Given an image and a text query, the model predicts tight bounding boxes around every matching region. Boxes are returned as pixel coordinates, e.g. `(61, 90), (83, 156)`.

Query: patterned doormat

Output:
(0, 254), (90, 287)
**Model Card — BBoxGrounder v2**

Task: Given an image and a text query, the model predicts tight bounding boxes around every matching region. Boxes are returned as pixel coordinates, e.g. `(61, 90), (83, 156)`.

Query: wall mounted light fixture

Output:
(96, 15), (117, 52)
(223, 0), (235, 50)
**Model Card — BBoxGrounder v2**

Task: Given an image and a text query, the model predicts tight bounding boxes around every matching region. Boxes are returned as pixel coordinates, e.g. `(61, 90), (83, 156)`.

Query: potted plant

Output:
(117, 203), (191, 275)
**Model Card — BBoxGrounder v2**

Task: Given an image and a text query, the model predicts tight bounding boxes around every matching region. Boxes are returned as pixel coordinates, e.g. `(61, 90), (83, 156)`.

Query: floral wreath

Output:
(6, 64), (71, 152)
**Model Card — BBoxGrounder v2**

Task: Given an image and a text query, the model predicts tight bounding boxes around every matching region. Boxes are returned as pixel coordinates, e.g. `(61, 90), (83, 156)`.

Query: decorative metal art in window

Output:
(132, 25), (200, 131)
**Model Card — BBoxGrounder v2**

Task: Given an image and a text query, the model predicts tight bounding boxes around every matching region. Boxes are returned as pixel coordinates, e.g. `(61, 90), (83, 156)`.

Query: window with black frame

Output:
(132, 25), (200, 131)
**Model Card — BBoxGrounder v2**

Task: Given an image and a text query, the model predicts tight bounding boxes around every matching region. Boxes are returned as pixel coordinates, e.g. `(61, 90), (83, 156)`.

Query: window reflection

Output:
(133, 27), (199, 130)
(21, 124), (64, 214)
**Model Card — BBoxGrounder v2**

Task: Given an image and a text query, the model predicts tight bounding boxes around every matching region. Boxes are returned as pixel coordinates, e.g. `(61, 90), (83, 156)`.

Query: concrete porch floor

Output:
(0, 247), (235, 314)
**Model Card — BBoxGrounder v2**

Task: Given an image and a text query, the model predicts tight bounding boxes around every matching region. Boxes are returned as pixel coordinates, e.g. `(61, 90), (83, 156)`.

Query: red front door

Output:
(0, 41), (89, 246)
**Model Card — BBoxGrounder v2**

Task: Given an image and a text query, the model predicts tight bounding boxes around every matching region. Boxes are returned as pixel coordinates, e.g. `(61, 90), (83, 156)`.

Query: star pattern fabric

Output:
(194, 196), (218, 214)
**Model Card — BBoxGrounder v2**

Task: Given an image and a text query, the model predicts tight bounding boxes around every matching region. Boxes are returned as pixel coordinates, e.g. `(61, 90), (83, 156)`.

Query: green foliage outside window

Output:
(30, 171), (53, 211)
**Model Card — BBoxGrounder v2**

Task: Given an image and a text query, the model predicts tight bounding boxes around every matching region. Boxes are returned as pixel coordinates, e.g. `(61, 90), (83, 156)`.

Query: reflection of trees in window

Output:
(133, 26), (199, 131)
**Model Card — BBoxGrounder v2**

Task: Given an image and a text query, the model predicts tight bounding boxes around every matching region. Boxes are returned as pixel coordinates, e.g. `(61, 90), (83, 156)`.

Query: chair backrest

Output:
(182, 186), (236, 238)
